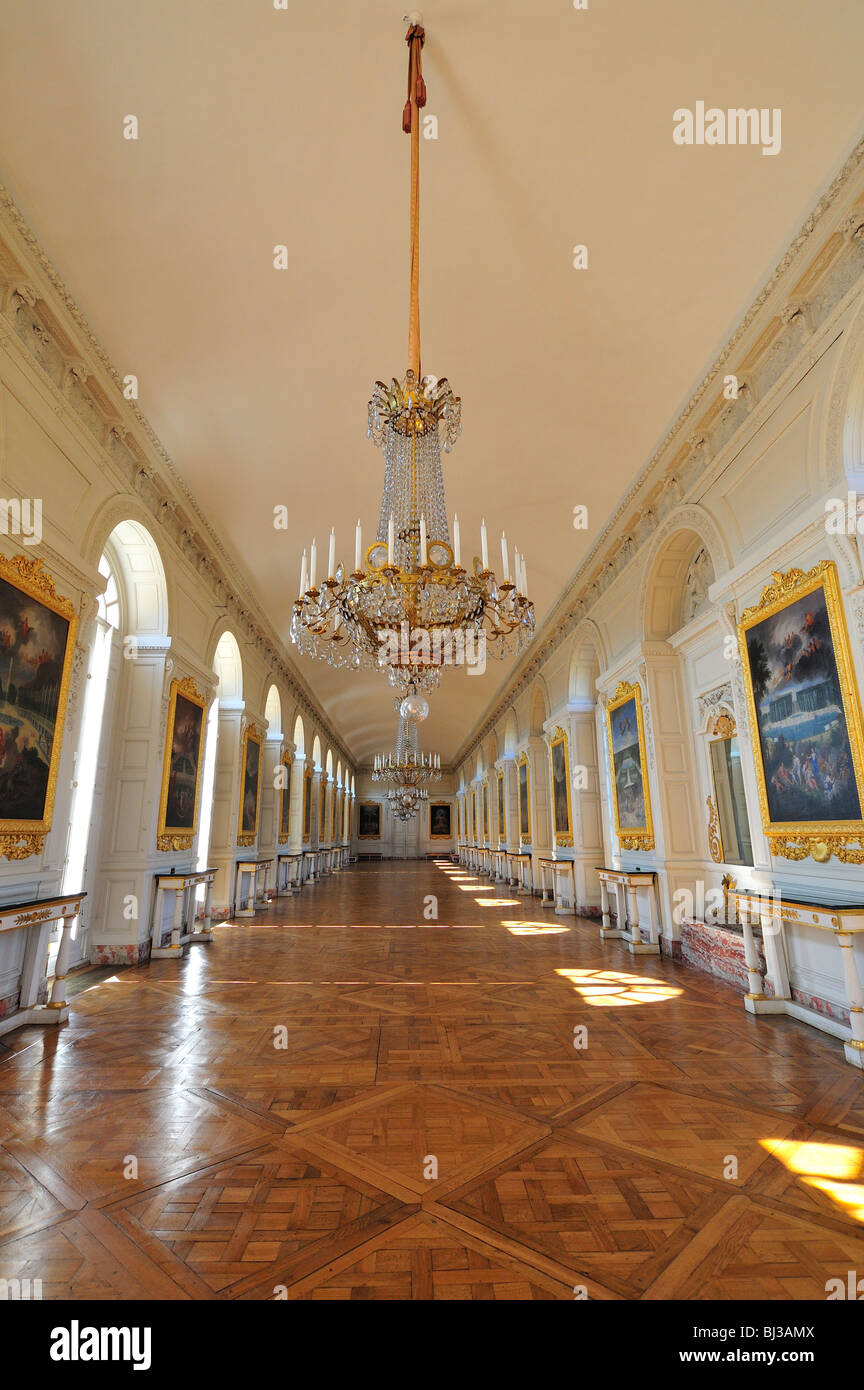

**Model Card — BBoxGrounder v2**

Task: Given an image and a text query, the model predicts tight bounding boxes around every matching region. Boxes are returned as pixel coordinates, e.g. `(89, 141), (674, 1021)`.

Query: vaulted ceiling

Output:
(2, 0), (863, 763)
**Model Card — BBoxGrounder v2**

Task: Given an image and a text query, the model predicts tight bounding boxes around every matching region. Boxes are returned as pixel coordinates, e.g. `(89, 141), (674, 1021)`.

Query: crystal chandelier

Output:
(388, 784), (429, 821)
(291, 17), (534, 692)
(373, 705), (441, 788)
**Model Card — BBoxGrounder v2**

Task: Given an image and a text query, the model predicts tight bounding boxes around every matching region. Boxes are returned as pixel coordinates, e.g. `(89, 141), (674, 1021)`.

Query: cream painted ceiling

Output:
(1, 0), (864, 765)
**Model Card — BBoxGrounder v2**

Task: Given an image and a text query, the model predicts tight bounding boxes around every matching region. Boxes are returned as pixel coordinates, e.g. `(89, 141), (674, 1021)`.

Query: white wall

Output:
(455, 149), (864, 1026)
(0, 190), (353, 1003)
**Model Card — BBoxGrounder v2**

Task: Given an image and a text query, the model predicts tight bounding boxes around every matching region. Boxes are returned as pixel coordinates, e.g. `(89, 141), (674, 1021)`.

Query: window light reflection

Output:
(760, 1139), (864, 1224)
(555, 967), (682, 1006)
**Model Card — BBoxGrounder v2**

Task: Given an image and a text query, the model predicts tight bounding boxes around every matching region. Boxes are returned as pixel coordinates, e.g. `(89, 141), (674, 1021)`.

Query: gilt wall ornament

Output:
(706, 794), (723, 863)
(711, 712), (737, 738)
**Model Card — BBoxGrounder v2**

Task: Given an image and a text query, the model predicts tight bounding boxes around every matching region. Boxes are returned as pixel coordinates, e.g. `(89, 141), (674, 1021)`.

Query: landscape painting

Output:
(0, 556), (77, 841)
(497, 771), (505, 841)
(606, 681), (653, 848)
(518, 757), (531, 841)
(303, 769), (312, 840)
(158, 678), (205, 844)
(550, 729), (572, 844)
(238, 726), (262, 840)
(739, 563), (864, 835)
(278, 754), (292, 842)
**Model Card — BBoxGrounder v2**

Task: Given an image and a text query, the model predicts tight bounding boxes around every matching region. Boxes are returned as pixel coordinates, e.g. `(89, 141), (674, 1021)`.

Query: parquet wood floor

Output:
(0, 860), (862, 1300)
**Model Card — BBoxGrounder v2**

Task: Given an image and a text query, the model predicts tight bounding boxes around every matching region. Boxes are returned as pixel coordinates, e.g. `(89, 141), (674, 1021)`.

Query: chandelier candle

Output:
(290, 18), (534, 690)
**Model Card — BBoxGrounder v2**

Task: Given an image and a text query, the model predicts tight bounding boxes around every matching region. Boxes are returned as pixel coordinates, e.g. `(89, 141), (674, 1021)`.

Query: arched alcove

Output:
(529, 681), (550, 737)
(641, 512), (725, 643)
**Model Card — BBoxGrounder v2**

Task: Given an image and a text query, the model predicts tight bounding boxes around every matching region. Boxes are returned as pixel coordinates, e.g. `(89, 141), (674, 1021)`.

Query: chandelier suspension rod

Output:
(403, 20), (426, 380)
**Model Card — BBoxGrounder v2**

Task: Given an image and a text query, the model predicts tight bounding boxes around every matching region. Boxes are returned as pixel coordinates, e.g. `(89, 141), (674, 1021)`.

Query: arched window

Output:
(97, 552), (120, 629)
(61, 549), (120, 958)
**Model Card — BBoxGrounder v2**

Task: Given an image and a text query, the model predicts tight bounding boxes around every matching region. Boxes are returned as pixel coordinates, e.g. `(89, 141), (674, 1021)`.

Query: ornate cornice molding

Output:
(0, 180), (353, 775)
(454, 134), (864, 772)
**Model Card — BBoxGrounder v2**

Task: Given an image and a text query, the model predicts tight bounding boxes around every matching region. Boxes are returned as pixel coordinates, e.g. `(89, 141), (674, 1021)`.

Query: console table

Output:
(0, 891), (86, 1035)
(513, 851), (533, 895)
(596, 867), (660, 954)
(276, 851), (303, 895)
(732, 889), (864, 1069)
(538, 857), (556, 905)
(235, 859), (268, 918)
(151, 868), (216, 957)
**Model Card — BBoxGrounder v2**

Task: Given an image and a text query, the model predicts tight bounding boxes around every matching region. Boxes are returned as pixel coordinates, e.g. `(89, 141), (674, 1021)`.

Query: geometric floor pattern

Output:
(1, 860), (863, 1299)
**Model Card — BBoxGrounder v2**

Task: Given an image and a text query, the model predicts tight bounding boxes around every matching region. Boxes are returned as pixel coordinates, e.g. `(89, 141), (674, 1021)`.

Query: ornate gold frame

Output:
(277, 750), (293, 845)
(428, 800), (452, 839)
(319, 774), (327, 842)
(472, 787), (477, 843)
(303, 766), (312, 842)
(157, 675), (206, 852)
(606, 680), (654, 851)
(358, 799), (381, 839)
(237, 723), (263, 847)
(737, 561), (864, 864)
(0, 555), (78, 861)
(549, 726), (574, 848)
(497, 769), (506, 843)
(482, 780), (489, 842)
(705, 713), (738, 865)
(517, 751), (532, 846)
(706, 795), (723, 863)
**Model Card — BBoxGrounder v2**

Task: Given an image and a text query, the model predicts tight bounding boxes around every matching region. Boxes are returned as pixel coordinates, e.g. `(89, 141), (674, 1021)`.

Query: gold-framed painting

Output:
(237, 723), (263, 846)
(471, 788), (478, 843)
(606, 680), (654, 851)
(737, 560), (864, 864)
(497, 769), (506, 843)
(157, 676), (207, 852)
(549, 727), (574, 848)
(0, 554), (78, 860)
(358, 800), (381, 839)
(277, 750), (293, 845)
(517, 751), (531, 846)
(429, 801), (452, 839)
(482, 780), (489, 842)
(303, 766), (312, 842)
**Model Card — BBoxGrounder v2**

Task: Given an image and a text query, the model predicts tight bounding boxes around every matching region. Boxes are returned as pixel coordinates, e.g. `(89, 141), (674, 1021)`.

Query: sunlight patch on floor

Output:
(555, 967), (682, 1006)
(761, 1138), (864, 1223)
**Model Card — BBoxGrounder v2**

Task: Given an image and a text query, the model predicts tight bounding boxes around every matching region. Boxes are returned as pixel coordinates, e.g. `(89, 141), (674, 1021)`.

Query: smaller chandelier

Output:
(373, 706), (441, 787)
(388, 784), (429, 821)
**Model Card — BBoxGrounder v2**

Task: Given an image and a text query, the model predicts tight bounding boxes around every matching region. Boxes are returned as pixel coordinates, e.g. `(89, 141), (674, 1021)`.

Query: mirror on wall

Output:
(709, 732), (753, 867)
